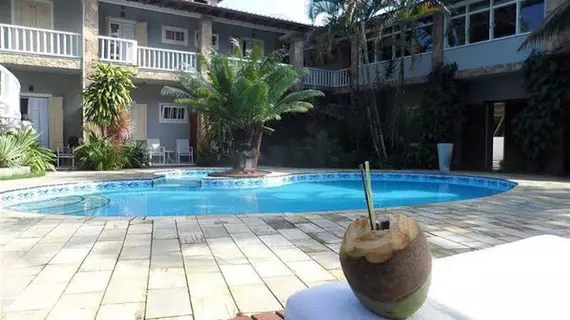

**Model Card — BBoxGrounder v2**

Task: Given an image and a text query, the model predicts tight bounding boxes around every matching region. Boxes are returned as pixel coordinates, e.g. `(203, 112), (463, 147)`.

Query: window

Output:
(445, 0), (544, 48)
(469, 11), (490, 43)
(367, 41), (379, 63)
(416, 17), (433, 53)
(520, 0), (545, 33)
(194, 32), (219, 49)
(379, 42), (393, 61)
(241, 39), (264, 55)
(394, 32), (412, 57)
(493, 4), (517, 38)
(469, 0), (490, 11)
(159, 104), (188, 124)
(162, 26), (188, 46)
(447, 17), (466, 47)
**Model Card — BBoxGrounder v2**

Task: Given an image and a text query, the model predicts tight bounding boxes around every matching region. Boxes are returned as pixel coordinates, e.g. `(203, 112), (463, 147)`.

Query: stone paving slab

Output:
(1, 171), (570, 319)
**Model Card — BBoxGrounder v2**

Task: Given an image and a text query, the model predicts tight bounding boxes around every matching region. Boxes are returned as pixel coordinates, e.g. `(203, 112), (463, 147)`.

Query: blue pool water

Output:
(4, 177), (505, 216)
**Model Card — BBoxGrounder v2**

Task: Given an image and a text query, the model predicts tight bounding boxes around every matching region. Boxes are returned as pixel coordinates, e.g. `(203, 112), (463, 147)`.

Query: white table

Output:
(286, 235), (570, 320)
(164, 150), (176, 163)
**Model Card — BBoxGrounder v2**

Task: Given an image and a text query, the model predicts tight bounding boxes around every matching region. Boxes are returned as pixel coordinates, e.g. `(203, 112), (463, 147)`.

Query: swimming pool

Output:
(0, 170), (516, 216)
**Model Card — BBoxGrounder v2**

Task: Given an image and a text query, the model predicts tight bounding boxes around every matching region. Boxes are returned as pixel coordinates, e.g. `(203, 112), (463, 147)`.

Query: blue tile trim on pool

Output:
(199, 171), (517, 191)
(0, 169), (517, 208)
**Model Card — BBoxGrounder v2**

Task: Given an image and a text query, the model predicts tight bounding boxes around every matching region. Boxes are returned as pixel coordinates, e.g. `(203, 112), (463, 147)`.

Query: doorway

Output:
(107, 18), (137, 62)
(12, 0), (53, 29)
(108, 18), (137, 40)
(20, 96), (50, 147)
(491, 102), (505, 170)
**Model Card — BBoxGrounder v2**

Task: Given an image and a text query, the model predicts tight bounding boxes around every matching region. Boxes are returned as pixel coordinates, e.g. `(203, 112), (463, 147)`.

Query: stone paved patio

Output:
(1, 169), (569, 320)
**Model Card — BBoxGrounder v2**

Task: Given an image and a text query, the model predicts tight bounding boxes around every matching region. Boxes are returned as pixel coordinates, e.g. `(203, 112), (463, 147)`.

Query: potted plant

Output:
(437, 142), (453, 173)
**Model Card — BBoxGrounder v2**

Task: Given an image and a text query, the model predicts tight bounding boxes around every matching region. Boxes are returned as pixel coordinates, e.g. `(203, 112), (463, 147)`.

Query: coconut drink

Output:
(340, 162), (431, 319)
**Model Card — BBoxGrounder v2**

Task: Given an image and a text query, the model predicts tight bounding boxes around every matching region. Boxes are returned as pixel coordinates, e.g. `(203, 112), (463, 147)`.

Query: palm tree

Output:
(308, 0), (444, 160)
(310, 0), (389, 160)
(519, 0), (570, 50)
(161, 42), (324, 171)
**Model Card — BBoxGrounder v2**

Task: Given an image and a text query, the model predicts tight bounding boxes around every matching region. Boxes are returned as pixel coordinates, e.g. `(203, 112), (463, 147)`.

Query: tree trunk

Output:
(253, 130), (263, 169)
(359, 23), (388, 160)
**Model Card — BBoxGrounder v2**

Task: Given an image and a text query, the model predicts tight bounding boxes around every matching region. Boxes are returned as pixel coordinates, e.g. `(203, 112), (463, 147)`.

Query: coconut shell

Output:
(340, 213), (432, 320)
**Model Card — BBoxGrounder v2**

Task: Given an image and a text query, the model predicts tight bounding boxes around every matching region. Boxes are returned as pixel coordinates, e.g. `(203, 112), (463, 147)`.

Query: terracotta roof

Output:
(127, 0), (314, 33)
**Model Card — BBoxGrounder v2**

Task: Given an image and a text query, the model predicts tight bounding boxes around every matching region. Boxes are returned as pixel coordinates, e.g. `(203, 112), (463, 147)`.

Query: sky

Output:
(219, 0), (313, 24)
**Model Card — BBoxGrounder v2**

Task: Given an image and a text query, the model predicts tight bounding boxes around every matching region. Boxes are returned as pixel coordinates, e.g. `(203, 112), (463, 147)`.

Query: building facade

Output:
(0, 0), (309, 152)
(0, 0), (564, 170)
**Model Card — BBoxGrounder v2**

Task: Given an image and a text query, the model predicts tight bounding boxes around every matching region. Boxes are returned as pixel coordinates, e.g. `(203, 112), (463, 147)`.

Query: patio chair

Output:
(146, 139), (165, 164)
(176, 139), (194, 163)
(56, 146), (75, 167)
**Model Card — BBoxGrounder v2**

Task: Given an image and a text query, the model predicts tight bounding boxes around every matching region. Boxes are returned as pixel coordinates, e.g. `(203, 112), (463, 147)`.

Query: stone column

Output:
(81, 0), (99, 139)
(198, 17), (213, 72)
(290, 36), (305, 69)
(82, 0), (99, 88)
(431, 11), (444, 69)
(193, 17), (213, 152)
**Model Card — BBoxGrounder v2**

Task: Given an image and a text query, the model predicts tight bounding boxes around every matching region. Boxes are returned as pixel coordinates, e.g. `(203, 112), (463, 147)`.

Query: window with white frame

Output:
(446, 0), (545, 48)
(234, 38), (264, 56)
(194, 31), (219, 49)
(162, 26), (188, 46)
(159, 104), (188, 124)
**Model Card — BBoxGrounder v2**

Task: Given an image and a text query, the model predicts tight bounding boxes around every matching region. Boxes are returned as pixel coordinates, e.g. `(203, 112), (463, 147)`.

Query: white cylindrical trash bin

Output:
(437, 143), (454, 173)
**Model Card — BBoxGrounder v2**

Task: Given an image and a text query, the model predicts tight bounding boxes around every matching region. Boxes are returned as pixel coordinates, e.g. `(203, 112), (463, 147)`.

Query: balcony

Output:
(304, 68), (350, 89)
(0, 24), (81, 58)
(443, 33), (535, 73)
(98, 36), (198, 74)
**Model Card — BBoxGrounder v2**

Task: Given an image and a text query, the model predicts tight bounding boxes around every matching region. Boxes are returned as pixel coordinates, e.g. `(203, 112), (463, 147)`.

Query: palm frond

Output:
(230, 38), (244, 58)
(275, 101), (316, 115)
(276, 90), (325, 107)
(519, 0), (570, 50)
(160, 85), (191, 99)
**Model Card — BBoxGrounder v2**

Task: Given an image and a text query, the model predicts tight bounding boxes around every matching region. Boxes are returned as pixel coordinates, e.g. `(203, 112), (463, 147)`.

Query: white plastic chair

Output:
(56, 146), (75, 167)
(146, 139), (165, 164)
(176, 139), (194, 163)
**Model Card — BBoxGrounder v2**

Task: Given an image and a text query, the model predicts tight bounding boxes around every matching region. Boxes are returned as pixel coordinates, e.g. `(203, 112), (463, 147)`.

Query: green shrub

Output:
(11, 129), (55, 172)
(75, 134), (125, 171)
(122, 142), (147, 169)
(82, 63), (135, 131)
(0, 135), (25, 168)
(0, 130), (55, 172)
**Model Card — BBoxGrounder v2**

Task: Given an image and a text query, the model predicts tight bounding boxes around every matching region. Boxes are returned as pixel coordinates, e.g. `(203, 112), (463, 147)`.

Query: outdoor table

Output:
(164, 150), (176, 163)
(285, 235), (570, 320)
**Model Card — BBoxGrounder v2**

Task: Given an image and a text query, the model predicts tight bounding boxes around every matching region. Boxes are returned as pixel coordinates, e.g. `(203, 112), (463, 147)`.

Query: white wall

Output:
(0, 65), (22, 131)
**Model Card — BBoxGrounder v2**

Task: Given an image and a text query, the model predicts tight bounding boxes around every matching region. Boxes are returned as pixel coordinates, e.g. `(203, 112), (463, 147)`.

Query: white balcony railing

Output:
(304, 68), (351, 88)
(304, 68), (338, 88)
(99, 36), (138, 65)
(0, 24), (80, 57)
(138, 47), (197, 73)
(337, 69), (350, 87)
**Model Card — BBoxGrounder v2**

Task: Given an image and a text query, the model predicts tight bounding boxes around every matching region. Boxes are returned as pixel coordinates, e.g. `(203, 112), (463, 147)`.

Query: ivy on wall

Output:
(514, 51), (570, 167)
